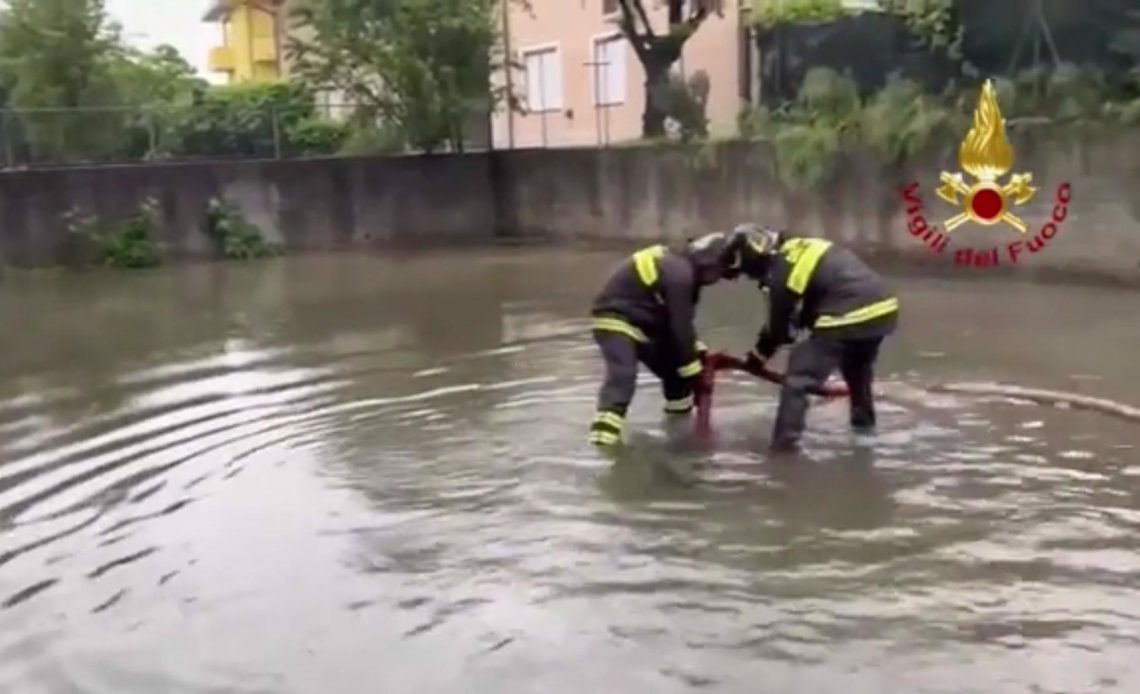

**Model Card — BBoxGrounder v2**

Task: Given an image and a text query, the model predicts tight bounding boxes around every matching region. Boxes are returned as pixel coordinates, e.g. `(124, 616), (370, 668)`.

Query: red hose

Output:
(694, 351), (848, 436)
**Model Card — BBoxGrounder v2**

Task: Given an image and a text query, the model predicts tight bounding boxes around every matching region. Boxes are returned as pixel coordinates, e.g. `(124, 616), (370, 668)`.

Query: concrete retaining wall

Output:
(2, 132), (1138, 283)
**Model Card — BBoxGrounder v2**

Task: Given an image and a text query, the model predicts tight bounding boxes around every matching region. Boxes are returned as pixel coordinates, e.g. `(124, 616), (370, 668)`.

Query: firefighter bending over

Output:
(587, 233), (733, 446)
(727, 224), (900, 452)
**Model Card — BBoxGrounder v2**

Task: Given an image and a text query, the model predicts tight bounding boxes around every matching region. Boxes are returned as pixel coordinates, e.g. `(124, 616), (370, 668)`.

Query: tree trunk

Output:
(642, 56), (671, 138)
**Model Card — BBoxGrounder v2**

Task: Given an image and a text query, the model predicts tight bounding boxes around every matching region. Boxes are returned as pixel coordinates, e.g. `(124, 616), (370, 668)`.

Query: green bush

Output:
(156, 83), (345, 159)
(286, 117), (350, 156)
(796, 66), (861, 126)
(861, 74), (958, 164)
(655, 70), (711, 142)
(204, 198), (282, 260)
(338, 121), (407, 156)
(751, 0), (846, 28)
(737, 104), (773, 140)
(773, 123), (841, 191)
(767, 67), (860, 191)
(67, 198), (162, 269)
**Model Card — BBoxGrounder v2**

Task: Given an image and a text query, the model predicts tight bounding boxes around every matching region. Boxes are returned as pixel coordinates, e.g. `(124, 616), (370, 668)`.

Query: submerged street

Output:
(0, 249), (1138, 693)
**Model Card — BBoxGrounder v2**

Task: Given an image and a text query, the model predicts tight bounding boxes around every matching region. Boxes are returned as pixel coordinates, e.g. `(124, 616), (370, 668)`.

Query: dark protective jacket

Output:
(753, 236), (898, 358)
(591, 236), (726, 379)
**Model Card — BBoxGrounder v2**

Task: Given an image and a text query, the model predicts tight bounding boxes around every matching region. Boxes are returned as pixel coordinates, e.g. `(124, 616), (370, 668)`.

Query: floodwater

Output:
(1, 249), (1138, 694)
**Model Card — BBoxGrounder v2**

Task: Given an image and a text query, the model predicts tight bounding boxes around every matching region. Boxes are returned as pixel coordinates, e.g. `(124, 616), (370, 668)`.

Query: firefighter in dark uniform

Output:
(587, 232), (733, 446)
(727, 224), (900, 452)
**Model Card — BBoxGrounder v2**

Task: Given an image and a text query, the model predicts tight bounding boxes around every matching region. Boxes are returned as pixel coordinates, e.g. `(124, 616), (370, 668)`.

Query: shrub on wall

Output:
(204, 198), (282, 260)
(66, 198), (162, 269)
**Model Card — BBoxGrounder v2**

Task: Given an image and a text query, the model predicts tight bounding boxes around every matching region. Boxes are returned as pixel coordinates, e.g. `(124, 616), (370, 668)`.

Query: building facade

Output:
(491, 0), (751, 149)
(203, 0), (286, 83)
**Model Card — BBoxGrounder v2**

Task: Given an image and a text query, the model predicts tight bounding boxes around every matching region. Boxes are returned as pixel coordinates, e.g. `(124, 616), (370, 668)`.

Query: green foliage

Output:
(878, 0), (962, 60)
(0, 1), (347, 165)
(338, 121), (407, 156)
(0, 0), (125, 161)
(773, 123), (841, 191)
(107, 44), (208, 106)
(157, 82), (316, 158)
(767, 67), (862, 191)
(655, 70), (711, 142)
(796, 66), (862, 125)
(750, 0), (847, 28)
(289, 0), (501, 153)
(67, 198), (162, 269)
(204, 198), (282, 261)
(1121, 100), (1140, 125)
(737, 104), (774, 140)
(861, 74), (958, 164)
(282, 118), (349, 156)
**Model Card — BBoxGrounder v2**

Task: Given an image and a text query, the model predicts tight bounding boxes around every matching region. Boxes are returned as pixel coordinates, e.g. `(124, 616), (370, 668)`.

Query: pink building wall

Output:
(491, 1), (746, 149)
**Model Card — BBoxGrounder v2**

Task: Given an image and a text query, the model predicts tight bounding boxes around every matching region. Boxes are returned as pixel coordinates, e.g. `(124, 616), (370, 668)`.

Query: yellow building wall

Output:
(206, 1), (282, 83)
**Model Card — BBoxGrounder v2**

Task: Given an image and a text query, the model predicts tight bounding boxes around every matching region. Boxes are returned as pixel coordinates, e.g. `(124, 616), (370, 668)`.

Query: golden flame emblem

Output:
(936, 79), (1037, 233)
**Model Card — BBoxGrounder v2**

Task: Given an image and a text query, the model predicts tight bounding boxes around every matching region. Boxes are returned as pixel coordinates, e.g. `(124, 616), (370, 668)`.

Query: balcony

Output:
(208, 46), (235, 72)
(252, 36), (278, 63)
(202, 0), (236, 22)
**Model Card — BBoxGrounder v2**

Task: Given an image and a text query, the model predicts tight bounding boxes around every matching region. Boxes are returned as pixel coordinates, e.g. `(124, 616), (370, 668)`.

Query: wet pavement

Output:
(0, 249), (1138, 693)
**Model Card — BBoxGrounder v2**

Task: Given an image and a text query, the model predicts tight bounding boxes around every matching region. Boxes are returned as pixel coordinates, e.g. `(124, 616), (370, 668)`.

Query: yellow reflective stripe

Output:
(593, 411), (624, 430)
(695, 340), (708, 353)
(592, 317), (648, 343)
(664, 394), (694, 412)
(783, 238), (832, 294)
(632, 245), (665, 286)
(677, 359), (702, 378)
(589, 430), (621, 446)
(814, 297), (899, 329)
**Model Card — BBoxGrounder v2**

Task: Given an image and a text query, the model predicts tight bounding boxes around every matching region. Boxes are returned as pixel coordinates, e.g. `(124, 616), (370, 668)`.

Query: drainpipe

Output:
(500, 0), (515, 149)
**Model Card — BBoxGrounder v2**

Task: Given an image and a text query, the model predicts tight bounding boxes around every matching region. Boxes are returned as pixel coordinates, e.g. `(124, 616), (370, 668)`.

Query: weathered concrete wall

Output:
(502, 131), (1140, 284)
(0, 155), (499, 267)
(1, 131), (1139, 283)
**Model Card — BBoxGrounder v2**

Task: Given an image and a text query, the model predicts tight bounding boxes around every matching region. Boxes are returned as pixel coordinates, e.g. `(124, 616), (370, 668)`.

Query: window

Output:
(522, 46), (562, 112)
(592, 35), (626, 106)
(603, 0), (619, 16)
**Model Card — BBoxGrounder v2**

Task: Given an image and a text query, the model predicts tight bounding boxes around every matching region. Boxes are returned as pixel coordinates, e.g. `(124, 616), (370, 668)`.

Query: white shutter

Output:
(543, 49), (563, 110)
(605, 38), (625, 104)
(523, 47), (562, 112)
(593, 36), (626, 105)
(524, 51), (543, 111)
(592, 40), (606, 104)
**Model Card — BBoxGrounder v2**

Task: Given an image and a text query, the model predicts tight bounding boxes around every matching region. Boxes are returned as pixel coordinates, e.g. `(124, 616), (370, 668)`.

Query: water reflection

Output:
(0, 250), (1138, 693)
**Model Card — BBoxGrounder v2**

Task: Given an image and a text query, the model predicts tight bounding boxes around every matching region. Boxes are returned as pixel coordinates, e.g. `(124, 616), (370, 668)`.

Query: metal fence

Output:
(0, 102), (493, 169)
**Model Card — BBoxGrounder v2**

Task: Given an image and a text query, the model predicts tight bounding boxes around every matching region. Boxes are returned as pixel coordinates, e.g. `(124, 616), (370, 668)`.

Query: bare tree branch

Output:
(617, 0), (655, 40)
(615, 0), (650, 59)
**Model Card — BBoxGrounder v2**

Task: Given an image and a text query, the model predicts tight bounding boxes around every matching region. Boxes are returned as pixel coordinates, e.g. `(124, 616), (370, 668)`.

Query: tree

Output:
(108, 44), (208, 106)
(615, 0), (723, 138)
(287, 0), (504, 153)
(0, 0), (125, 161)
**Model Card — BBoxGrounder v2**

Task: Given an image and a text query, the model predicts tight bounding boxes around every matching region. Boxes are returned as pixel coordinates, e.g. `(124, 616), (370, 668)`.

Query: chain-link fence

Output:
(753, 2), (1139, 106)
(0, 103), (493, 169)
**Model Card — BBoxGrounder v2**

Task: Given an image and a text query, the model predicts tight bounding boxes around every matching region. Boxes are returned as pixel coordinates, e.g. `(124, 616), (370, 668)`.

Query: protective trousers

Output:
(771, 334), (882, 451)
(589, 330), (696, 445)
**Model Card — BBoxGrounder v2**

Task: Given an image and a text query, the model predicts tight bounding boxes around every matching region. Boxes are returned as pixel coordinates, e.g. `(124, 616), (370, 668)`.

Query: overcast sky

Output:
(106, 0), (219, 81)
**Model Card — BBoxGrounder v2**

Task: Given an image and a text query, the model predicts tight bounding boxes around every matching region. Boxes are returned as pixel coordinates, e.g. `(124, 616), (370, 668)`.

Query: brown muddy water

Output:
(1, 249), (1138, 694)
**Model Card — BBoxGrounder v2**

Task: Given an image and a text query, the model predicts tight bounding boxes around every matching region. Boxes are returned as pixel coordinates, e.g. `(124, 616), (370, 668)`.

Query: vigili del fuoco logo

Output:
(899, 79), (1072, 268)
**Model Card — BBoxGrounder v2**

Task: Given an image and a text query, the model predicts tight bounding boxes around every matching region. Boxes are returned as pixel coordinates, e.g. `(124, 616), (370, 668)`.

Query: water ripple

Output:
(2, 261), (1140, 693)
